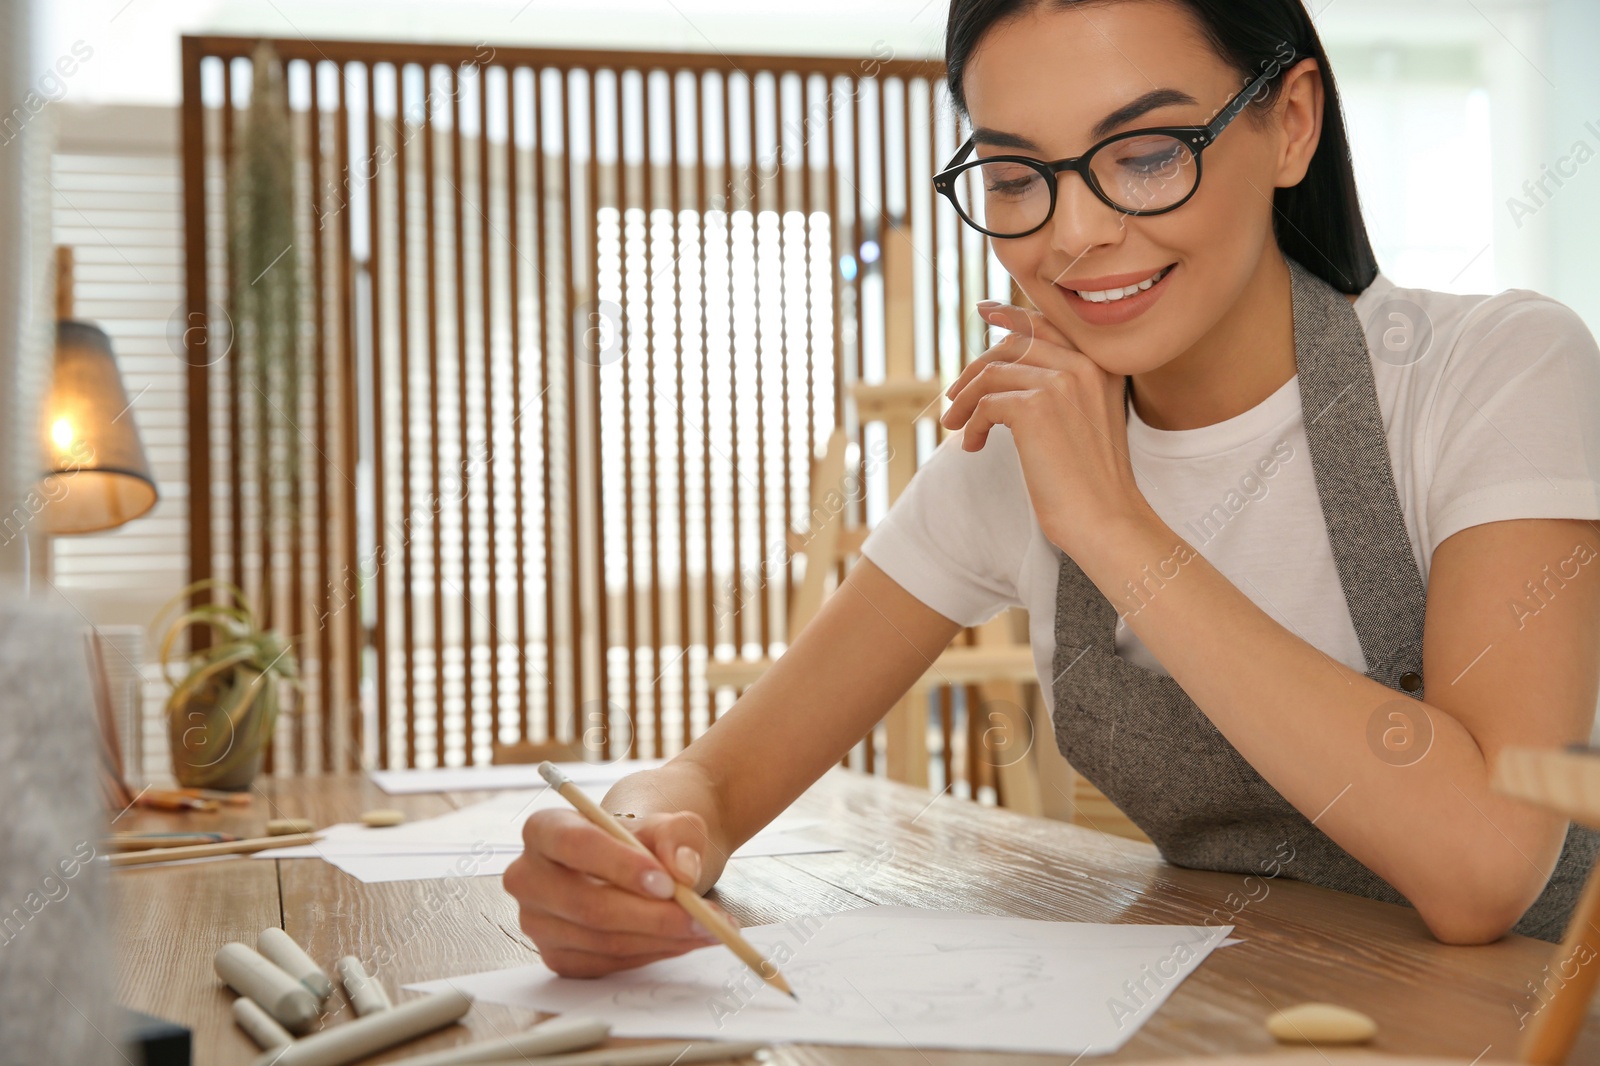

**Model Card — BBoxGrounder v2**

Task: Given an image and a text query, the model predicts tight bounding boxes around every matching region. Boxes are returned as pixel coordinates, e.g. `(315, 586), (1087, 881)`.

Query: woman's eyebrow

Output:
(971, 87), (1202, 152)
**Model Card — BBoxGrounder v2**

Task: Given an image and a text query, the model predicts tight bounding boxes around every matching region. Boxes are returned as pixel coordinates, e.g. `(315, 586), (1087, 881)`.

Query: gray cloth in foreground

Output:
(0, 589), (113, 1064)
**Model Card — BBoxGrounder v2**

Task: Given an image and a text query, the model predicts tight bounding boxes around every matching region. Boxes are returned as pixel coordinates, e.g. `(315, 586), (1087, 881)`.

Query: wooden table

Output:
(112, 769), (1600, 1064)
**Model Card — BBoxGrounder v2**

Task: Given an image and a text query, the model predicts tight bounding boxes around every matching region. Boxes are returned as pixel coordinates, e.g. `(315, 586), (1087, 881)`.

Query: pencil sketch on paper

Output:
(606, 924), (1049, 1023)
(405, 908), (1233, 1055)
(776, 926), (1049, 1021)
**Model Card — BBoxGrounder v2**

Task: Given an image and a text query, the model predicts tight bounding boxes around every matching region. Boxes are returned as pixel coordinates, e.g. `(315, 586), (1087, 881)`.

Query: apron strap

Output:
(1288, 257), (1428, 693)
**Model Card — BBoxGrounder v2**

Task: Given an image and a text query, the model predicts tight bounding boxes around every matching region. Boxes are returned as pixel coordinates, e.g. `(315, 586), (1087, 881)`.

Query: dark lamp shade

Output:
(37, 320), (159, 534)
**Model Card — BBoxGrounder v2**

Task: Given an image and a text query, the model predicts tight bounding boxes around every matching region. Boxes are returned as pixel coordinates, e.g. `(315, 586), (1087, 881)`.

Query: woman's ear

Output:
(1273, 58), (1324, 189)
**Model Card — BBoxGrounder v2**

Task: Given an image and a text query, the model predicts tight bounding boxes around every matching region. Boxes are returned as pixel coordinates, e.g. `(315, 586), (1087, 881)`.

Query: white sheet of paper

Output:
(312, 832), (842, 884)
(264, 789), (822, 855)
(257, 788), (839, 882)
(406, 907), (1231, 1054)
(369, 758), (670, 795)
(265, 788), (600, 855)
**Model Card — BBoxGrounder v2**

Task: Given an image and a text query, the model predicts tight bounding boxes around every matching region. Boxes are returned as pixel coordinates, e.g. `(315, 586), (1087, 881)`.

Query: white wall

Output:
(41, 0), (1598, 331)
(1543, 0), (1600, 330)
(42, 0), (948, 109)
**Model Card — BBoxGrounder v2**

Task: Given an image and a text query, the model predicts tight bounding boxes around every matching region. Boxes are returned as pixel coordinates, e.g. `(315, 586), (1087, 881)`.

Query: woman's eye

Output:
(986, 177), (1034, 196)
(1116, 146), (1183, 173)
(982, 168), (1042, 198)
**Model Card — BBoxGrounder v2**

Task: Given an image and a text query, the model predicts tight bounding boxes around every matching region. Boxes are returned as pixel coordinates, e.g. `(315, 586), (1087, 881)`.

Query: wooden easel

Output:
(706, 218), (1046, 810)
(704, 219), (1149, 831)
(858, 219), (1041, 811)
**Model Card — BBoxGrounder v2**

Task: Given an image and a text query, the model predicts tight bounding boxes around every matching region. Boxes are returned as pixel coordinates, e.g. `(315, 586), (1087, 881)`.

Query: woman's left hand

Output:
(940, 301), (1150, 556)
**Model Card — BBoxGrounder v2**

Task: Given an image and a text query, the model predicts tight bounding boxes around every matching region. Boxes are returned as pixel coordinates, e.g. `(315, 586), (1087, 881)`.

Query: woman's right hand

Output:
(502, 806), (739, 978)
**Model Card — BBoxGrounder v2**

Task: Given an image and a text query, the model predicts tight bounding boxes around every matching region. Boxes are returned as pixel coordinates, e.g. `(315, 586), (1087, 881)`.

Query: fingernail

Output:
(675, 845), (701, 884)
(641, 870), (674, 898)
(977, 300), (1000, 309)
(691, 920), (716, 938)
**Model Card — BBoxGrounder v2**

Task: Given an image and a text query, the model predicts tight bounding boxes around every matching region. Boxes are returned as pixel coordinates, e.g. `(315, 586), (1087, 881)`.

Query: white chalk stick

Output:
(249, 989), (473, 1066)
(214, 942), (320, 1034)
(258, 928), (334, 1001)
(232, 996), (294, 1049)
(335, 955), (391, 1016)
(364, 1015), (610, 1066)
(422, 1040), (771, 1066)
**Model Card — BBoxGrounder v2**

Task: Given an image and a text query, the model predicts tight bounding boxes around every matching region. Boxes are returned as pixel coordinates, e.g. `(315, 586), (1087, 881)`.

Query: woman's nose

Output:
(1046, 171), (1129, 260)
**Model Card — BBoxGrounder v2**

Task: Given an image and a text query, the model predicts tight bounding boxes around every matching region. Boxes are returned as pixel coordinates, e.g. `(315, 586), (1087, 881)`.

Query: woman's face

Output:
(962, 0), (1314, 374)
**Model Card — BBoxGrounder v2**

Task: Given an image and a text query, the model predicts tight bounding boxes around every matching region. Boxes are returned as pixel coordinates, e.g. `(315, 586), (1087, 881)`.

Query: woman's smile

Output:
(1054, 262), (1178, 326)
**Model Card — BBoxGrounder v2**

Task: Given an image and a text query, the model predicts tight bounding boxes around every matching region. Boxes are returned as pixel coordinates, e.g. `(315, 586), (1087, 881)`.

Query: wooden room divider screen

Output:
(178, 35), (1010, 775)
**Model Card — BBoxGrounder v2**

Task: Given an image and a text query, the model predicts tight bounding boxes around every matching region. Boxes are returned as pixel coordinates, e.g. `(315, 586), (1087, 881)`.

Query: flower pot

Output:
(167, 668), (277, 790)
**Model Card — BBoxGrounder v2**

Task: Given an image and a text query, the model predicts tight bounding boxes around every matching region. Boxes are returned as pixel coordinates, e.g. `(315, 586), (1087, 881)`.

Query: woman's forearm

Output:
(601, 558), (963, 894)
(1063, 508), (1596, 942)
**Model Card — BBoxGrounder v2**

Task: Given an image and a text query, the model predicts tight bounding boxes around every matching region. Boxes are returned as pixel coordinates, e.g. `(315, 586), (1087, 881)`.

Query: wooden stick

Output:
(55, 245), (73, 320)
(1519, 859), (1600, 1064)
(1492, 746), (1600, 1064)
(536, 762), (796, 1000)
(108, 832), (320, 867)
(1494, 747), (1600, 829)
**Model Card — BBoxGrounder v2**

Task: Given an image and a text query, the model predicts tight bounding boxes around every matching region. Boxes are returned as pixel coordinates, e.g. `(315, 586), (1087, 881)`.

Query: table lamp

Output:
(36, 248), (158, 535)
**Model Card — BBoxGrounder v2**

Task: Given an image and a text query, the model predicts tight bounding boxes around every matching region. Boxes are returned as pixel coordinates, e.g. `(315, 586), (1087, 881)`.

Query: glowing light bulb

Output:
(51, 418), (74, 450)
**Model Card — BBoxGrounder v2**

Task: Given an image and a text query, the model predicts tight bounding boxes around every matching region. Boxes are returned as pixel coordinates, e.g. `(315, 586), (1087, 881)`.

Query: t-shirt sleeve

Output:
(1424, 292), (1600, 556)
(857, 428), (1032, 628)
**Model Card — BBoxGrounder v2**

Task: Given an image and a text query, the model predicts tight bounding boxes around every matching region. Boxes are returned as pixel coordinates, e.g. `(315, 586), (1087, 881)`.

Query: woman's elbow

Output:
(1417, 905), (1517, 946)
(1412, 874), (1545, 946)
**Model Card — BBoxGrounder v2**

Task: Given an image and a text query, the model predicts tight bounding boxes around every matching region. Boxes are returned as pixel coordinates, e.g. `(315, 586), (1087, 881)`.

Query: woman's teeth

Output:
(1073, 265), (1172, 303)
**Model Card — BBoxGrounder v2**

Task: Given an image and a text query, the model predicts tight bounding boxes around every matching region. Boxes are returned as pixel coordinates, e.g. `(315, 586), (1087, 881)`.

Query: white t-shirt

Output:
(859, 272), (1600, 714)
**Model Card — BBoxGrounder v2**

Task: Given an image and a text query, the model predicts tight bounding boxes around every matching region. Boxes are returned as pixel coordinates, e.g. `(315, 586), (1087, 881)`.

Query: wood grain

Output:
(113, 771), (1600, 1064)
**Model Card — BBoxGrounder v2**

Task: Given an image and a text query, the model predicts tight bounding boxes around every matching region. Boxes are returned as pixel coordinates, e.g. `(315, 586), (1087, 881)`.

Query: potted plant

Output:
(155, 579), (298, 790)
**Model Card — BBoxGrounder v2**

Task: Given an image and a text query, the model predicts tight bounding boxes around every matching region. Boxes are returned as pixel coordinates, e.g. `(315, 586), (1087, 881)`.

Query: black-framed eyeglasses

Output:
(933, 55), (1298, 238)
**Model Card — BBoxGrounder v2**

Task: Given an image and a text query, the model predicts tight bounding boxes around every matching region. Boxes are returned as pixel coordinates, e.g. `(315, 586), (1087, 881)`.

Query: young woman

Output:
(503, 0), (1600, 972)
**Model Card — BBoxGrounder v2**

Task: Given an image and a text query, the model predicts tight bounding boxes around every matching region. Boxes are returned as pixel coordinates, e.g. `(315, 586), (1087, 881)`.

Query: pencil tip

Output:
(788, 991), (799, 1002)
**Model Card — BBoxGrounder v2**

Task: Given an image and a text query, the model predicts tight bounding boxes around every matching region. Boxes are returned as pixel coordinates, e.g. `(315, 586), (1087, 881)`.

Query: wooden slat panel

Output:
(536, 67), (558, 745)
(669, 70), (692, 757)
(643, 68), (662, 762)
(337, 63), (362, 771)
(396, 62), (418, 770)
(586, 68), (611, 759)
(311, 61), (335, 774)
(424, 63), (448, 771)
(182, 37), (983, 792)
(478, 61), (499, 760)
(506, 66), (530, 745)
(223, 62), (244, 615)
(561, 67), (581, 748)
(179, 39), (213, 654)
(451, 64), (473, 766)
(368, 61), (391, 771)
(620, 68), (640, 758)
(722, 71), (742, 713)
(696, 72), (716, 741)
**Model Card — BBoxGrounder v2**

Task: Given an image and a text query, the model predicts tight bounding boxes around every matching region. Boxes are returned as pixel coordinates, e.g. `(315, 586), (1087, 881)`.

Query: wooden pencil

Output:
(107, 832), (321, 867)
(536, 762), (796, 1000)
(106, 832), (240, 852)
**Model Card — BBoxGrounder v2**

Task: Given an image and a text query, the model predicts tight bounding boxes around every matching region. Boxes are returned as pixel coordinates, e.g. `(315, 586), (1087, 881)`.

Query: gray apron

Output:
(1049, 255), (1598, 943)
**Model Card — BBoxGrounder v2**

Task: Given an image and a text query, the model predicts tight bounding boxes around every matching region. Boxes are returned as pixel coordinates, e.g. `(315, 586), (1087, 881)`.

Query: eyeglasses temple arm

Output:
(1203, 53), (1299, 143)
(945, 134), (976, 171)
